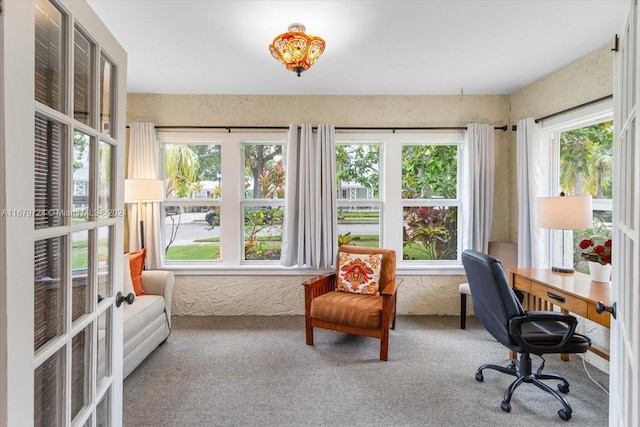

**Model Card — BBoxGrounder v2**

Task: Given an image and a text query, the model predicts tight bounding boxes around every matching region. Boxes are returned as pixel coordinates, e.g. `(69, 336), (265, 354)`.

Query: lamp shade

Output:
(537, 195), (593, 230)
(124, 179), (165, 203)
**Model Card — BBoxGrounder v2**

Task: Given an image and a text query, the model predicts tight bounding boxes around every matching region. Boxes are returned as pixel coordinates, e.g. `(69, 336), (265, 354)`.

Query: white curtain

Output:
(127, 122), (162, 268)
(462, 123), (495, 253)
(281, 124), (337, 268)
(516, 118), (549, 268)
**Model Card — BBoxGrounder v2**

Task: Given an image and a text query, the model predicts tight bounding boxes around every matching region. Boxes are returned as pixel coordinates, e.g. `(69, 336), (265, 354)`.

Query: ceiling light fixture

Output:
(269, 23), (325, 77)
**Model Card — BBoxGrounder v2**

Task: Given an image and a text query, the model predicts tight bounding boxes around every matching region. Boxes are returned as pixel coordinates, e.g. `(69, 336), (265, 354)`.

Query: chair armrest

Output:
(302, 272), (336, 293)
(141, 270), (175, 326)
(302, 273), (336, 315)
(509, 311), (578, 354)
(381, 277), (403, 296)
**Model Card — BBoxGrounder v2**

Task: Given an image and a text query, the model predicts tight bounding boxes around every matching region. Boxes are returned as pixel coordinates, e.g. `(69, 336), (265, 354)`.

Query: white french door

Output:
(610, 0), (640, 425)
(0, 0), (126, 426)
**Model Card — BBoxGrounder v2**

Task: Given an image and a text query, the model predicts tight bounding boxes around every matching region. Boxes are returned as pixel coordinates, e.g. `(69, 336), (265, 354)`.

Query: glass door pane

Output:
(98, 141), (113, 218)
(34, 115), (66, 229)
(34, 236), (66, 352)
(72, 230), (91, 322)
(34, 347), (65, 426)
(73, 131), (92, 222)
(73, 27), (94, 126)
(71, 326), (92, 422)
(34, 0), (66, 112)
(99, 55), (114, 136)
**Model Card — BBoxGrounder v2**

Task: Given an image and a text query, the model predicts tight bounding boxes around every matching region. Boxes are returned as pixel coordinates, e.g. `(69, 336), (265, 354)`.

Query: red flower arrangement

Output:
(579, 238), (612, 265)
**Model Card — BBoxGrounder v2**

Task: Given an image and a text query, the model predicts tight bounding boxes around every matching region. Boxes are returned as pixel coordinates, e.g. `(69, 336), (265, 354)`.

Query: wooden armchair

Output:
(302, 245), (402, 361)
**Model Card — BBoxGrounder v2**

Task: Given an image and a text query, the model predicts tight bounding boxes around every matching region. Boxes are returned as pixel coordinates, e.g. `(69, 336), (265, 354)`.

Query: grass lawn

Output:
(165, 244), (220, 260)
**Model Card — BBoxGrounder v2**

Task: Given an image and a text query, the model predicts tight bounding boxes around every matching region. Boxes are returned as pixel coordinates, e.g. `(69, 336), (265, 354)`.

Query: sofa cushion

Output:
(129, 249), (147, 296)
(336, 251), (382, 295)
(123, 295), (166, 345)
(310, 292), (382, 329)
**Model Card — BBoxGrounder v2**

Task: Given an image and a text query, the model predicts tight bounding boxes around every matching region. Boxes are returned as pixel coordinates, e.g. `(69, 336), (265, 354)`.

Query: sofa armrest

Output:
(141, 270), (175, 327)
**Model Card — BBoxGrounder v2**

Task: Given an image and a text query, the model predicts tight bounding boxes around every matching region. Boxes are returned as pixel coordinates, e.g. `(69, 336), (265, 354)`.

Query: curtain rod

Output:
(534, 94), (612, 123)
(511, 94), (613, 131)
(128, 124), (509, 132)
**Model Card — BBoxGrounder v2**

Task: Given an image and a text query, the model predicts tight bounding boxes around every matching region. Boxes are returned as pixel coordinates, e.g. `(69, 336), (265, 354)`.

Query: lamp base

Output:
(552, 266), (575, 273)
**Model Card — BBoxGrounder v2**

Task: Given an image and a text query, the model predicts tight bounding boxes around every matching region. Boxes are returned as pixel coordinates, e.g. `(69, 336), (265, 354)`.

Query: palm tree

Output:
(165, 145), (200, 198)
(164, 145), (200, 253)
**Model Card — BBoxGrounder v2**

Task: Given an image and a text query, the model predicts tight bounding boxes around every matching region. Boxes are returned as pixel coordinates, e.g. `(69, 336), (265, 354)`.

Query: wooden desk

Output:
(507, 268), (611, 361)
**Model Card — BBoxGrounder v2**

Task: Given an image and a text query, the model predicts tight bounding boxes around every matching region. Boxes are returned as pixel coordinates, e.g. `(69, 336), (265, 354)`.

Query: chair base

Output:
(475, 353), (573, 421)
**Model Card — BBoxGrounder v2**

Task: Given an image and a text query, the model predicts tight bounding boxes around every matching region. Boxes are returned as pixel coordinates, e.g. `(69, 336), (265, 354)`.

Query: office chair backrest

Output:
(461, 250), (525, 348)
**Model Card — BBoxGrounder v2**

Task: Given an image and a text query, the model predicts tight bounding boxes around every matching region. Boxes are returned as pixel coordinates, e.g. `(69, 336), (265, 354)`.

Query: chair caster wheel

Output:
(501, 401), (511, 413)
(475, 372), (484, 382)
(558, 409), (572, 421)
(558, 383), (570, 394)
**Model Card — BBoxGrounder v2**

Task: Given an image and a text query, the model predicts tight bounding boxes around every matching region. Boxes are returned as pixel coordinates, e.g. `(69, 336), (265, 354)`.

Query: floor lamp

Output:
(124, 179), (165, 250)
(537, 193), (593, 273)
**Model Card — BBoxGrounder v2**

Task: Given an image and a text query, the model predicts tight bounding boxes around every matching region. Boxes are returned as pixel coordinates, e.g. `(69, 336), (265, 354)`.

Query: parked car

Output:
(205, 209), (219, 226)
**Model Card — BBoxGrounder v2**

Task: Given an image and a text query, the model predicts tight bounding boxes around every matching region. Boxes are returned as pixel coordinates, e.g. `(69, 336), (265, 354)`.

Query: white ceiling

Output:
(87, 0), (629, 96)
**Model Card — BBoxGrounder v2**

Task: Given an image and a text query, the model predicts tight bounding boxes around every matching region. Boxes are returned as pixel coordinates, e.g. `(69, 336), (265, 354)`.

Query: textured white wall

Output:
(171, 274), (467, 316)
(508, 44), (613, 242)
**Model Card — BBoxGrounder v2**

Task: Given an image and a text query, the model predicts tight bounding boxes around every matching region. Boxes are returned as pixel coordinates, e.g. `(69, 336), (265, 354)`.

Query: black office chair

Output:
(461, 250), (591, 421)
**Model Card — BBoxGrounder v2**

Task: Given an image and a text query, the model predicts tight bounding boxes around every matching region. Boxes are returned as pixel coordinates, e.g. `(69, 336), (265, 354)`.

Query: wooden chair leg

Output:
(305, 318), (314, 345)
(460, 293), (467, 329)
(380, 329), (389, 361)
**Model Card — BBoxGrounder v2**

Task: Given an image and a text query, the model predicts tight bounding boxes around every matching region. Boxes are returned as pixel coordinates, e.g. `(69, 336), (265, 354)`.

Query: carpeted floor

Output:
(124, 315), (609, 427)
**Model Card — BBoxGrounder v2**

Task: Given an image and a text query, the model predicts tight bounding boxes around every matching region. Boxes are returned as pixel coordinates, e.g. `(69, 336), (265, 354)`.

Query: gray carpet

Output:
(124, 316), (609, 427)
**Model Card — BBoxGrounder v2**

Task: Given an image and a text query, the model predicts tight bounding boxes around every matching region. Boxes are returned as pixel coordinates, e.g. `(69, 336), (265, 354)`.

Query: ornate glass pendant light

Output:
(269, 23), (326, 77)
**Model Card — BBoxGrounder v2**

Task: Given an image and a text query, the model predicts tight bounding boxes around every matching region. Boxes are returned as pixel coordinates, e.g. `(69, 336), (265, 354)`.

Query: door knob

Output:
(596, 301), (617, 319)
(115, 291), (135, 307)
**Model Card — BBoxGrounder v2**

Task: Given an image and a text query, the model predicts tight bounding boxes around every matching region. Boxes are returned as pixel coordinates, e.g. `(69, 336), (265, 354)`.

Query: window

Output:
(543, 101), (613, 273)
(158, 131), (465, 270)
(336, 142), (381, 248)
(242, 142), (285, 261)
(158, 133), (287, 266)
(162, 143), (222, 262)
(401, 143), (460, 261)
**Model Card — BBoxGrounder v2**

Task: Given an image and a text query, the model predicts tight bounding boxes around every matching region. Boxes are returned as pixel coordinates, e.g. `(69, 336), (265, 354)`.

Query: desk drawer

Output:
(588, 304), (611, 328)
(513, 275), (531, 292)
(530, 282), (588, 317)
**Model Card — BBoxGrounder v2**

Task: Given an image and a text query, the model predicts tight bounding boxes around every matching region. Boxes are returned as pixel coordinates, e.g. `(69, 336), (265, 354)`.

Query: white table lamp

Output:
(537, 193), (593, 273)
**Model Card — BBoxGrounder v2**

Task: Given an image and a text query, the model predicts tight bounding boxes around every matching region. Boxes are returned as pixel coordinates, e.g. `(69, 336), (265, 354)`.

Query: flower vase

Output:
(588, 261), (612, 283)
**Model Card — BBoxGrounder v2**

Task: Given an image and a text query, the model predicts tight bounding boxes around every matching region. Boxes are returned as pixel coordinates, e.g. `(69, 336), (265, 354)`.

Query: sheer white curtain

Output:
(516, 118), (549, 268)
(281, 124), (337, 268)
(127, 122), (162, 268)
(462, 123), (495, 253)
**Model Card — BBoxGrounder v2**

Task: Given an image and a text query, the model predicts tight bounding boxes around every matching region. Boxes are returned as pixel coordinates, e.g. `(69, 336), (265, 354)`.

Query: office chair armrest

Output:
(509, 311), (578, 353)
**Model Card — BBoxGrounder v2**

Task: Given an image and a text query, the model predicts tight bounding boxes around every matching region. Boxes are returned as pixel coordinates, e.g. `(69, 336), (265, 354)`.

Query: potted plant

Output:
(578, 237), (612, 282)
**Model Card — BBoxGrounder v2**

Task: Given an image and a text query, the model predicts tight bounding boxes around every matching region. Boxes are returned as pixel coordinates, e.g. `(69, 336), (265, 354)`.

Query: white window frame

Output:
(337, 131), (464, 274)
(541, 99), (613, 268)
(335, 139), (383, 248)
(156, 130), (466, 275)
(240, 140), (286, 264)
(157, 131), (288, 272)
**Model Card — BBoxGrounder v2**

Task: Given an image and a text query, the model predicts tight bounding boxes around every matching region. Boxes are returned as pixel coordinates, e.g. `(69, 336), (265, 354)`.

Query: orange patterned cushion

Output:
(336, 252), (383, 295)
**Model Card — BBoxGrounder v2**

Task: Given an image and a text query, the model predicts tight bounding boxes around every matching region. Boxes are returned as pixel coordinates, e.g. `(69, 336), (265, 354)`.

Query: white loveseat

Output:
(122, 254), (174, 378)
